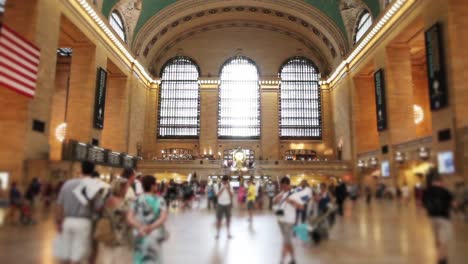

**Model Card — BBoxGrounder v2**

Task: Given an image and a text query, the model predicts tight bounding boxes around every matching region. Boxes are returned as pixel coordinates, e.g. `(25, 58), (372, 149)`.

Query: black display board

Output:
(425, 23), (448, 110)
(93, 67), (107, 129)
(63, 140), (137, 168)
(374, 69), (387, 131)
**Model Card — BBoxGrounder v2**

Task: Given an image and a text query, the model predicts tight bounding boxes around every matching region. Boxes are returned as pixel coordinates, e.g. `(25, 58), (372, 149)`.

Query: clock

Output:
(233, 149), (246, 163)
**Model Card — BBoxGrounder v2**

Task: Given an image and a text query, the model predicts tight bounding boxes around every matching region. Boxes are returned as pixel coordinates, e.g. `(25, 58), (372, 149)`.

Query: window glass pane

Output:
(218, 56), (260, 138)
(355, 11), (372, 44)
(158, 57), (200, 138)
(279, 57), (322, 139)
(110, 11), (125, 41)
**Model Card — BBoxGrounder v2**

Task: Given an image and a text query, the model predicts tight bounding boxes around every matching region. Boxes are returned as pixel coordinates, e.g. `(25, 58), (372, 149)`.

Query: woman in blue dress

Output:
(127, 175), (168, 264)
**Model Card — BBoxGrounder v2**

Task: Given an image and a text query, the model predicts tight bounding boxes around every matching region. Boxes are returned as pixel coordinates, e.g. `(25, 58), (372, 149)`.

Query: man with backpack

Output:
(422, 169), (457, 264)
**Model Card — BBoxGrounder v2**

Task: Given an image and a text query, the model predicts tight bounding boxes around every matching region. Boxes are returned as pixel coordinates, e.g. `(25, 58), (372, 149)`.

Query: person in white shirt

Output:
(273, 177), (305, 264)
(214, 175), (234, 239)
(294, 180), (313, 224)
(121, 169), (136, 202)
(134, 173), (143, 196)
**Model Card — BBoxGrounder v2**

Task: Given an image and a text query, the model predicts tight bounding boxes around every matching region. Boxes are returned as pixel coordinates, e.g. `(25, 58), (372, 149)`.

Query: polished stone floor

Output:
(0, 199), (467, 264)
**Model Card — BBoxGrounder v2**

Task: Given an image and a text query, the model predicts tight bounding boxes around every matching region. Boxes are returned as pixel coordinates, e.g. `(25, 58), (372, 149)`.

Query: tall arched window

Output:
(218, 56), (260, 139)
(279, 57), (321, 139)
(110, 11), (126, 41)
(354, 11), (372, 44)
(158, 56), (200, 138)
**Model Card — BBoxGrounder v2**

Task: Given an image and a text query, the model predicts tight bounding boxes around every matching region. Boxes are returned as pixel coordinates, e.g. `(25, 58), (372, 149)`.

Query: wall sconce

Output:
(357, 160), (364, 167)
(413, 104), (424, 125)
(395, 151), (405, 163)
(418, 147), (430, 160)
(369, 157), (379, 166)
(55, 123), (67, 142)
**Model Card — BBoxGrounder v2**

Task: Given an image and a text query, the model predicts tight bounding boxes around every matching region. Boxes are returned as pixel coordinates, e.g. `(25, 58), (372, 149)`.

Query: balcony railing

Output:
(139, 159), (351, 171)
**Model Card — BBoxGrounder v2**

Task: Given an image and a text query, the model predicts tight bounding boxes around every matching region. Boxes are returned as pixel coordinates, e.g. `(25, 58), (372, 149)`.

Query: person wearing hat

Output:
(214, 175), (234, 239)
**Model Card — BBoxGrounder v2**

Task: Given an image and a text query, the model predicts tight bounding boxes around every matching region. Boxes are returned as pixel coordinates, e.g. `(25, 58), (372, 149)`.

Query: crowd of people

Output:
(5, 177), (63, 225)
(2, 162), (465, 264)
(53, 161), (168, 264)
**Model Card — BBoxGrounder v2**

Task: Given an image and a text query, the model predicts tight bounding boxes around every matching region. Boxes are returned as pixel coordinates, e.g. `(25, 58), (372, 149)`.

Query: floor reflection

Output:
(0, 199), (467, 264)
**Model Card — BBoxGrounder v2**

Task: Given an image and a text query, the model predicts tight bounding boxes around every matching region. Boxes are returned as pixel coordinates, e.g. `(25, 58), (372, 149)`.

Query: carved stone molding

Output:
(131, 0), (348, 70)
(148, 20), (330, 76)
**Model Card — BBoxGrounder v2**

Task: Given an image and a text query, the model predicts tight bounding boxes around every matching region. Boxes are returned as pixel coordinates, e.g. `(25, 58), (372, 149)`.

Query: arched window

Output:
(279, 57), (321, 139)
(110, 11), (126, 41)
(218, 56), (260, 139)
(158, 56), (200, 138)
(354, 11), (372, 44)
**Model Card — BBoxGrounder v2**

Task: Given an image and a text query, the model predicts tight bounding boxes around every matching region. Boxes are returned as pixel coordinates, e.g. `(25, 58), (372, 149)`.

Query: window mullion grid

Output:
(158, 58), (199, 138)
(279, 58), (321, 139)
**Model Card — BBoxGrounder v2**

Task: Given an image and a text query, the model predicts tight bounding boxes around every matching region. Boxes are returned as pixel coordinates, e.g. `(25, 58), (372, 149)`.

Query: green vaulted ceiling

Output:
(101, 0), (381, 42)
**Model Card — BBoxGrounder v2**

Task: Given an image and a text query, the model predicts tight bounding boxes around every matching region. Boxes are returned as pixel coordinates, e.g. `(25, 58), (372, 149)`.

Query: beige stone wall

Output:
(49, 58), (71, 161)
(199, 85), (218, 157)
(260, 88), (279, 160)
(101, 67), (129, 153)
(339, 0), (468, 183)
(332, 78), (354, 161)
(411, 62), (432, 138)
(127, 76), (148, 157)
(23, 0), (61, 160)
(67, 45), (101, 142)
(353, 76), (379, 153)
(385, 45), (417, 145)
(142, 86), (159, 158)
(0, 88), (29, 184)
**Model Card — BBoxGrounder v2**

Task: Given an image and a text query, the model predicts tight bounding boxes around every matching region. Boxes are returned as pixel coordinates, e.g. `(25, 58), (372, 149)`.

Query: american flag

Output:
(0, 24), (40, 98)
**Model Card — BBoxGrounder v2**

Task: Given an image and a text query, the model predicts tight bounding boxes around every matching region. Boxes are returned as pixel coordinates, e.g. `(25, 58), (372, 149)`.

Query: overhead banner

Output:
(425, 23), (448, 110)
(374, 69), (387, 131)
(93, 67), (107, 129)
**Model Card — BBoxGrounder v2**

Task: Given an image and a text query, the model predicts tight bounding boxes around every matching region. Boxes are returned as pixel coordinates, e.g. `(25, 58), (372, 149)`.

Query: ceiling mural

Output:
(101, 0), (381, 42)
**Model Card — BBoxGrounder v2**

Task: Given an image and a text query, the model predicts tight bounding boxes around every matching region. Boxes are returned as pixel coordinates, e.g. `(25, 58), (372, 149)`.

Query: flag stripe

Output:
(0, 37), (40, 65)
(0, 76), (35, 97)
(0, 49), (39, 78)
(0, 65), (36, 89)
(1, 26), (40, 58)
(0, 61), (37, 85)
(0, 46), (37, 77)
